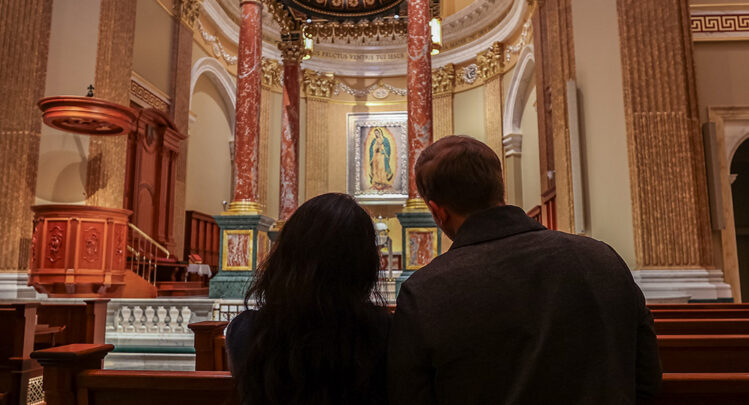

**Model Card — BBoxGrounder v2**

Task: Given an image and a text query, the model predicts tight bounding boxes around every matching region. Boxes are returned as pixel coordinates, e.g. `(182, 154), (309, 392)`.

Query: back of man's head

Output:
(415, 135), (505, 216)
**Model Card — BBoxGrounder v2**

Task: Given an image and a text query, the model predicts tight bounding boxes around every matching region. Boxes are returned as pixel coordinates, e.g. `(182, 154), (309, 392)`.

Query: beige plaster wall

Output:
(520, 87), (541, 212)
(133, 0), (173, 94)
(694, 42), (749, 123)
(36, 0), (101, 205)
(571, 0), (636, 267)
(185, 75), (233, 215)
(266, 91), (283, 220)
(454, 86), (486, 142)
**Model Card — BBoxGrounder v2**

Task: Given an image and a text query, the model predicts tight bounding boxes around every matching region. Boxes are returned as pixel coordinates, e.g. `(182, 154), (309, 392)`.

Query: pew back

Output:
(659, 335), (749, 373)
(655, 319), (749, 335)
(36, 299), (108, 346)
(76, 370), (238, 405)
(652, 309), (749, 319)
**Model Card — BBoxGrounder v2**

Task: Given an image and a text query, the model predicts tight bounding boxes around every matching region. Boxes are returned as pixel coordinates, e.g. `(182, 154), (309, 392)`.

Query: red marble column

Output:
(279, 43), (302, 221)
(231, 0), (263, 213)
(406, 0), (434, 206)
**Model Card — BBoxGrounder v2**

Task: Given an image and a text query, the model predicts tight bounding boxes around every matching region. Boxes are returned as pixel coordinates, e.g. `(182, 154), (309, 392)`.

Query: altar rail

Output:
(183, 211), (220, 269)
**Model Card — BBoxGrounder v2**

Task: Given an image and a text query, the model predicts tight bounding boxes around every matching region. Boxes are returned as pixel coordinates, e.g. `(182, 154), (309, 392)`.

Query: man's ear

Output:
(427, 200), (448, 227)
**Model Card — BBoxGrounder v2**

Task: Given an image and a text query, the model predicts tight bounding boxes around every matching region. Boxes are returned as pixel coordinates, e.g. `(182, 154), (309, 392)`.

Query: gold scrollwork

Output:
(174, 0), (203, 28)
(303, 70), (337, 98)
(432, 64), (455, 95)
(302, 18), (407, 44)
(261, 58), (282, 89)
(476, 42), (505, 81)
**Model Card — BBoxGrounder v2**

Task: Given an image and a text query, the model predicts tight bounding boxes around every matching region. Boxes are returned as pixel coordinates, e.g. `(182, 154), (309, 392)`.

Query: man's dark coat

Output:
(388, 205), (661, 405)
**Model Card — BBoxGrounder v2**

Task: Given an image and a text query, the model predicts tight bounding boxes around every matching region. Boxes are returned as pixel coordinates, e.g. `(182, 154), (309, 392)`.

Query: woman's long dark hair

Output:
(238, 193), (387, 405)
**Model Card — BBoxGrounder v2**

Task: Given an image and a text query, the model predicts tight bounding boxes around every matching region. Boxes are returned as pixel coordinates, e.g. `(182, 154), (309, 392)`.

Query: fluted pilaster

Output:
(0, 0), (53, 271)
(86, 0), (137, 208)
(617, 0), (713, 268)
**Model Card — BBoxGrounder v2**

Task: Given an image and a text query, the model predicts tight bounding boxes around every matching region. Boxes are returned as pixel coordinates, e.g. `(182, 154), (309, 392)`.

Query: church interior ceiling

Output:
(206, 0), (524, 76)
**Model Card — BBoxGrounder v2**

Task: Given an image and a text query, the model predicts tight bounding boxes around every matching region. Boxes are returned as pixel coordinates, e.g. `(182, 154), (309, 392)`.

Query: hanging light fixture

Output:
(303, 26), (314, 60)
(430, 17), (442, 56)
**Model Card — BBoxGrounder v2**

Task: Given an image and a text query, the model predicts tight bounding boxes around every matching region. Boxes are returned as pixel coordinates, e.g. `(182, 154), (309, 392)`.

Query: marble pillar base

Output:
(632, 269), (733, 303)
(209, 214), (273, 299)
(396, 212), (442, 273)
(0, 272), (44, 299)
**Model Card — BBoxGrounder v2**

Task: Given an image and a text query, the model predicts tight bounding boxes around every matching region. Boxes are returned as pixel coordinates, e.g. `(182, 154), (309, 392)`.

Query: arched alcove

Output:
(731, 135), (749, 298)
(186, 61), (236, 216)
(502, 45), (539, 210)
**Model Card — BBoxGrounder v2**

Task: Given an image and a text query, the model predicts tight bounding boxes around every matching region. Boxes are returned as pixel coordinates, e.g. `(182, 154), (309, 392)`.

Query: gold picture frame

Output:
(404, 228), (439, 270)
(222, 229), (255, 271)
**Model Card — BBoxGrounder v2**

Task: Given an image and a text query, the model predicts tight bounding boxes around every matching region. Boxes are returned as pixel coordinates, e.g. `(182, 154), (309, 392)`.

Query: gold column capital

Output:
(278, 39), (305, 64)
(261, 58), (282, 89)
(174, 0), (203, 29)
(477, 42), (506, 81)
(303, 69), (336, 99)
(432, 63), (456, 96)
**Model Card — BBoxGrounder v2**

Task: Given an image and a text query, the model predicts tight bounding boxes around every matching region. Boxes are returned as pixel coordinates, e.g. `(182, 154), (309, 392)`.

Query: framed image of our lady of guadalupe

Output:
(347, 112), (408, 205)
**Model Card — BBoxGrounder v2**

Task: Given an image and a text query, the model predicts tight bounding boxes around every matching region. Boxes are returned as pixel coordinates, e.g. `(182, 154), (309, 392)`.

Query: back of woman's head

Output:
(240, 193), (387, 404)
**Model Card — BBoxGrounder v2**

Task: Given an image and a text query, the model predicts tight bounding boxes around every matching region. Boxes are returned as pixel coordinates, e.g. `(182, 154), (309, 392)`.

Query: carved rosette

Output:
(261, 58), (282, 89)
(432, 64), (455, 96)
(175, 0), (203, 28)
(278, 40), (305, 64)
(477, 42), (505, 81)
(303, 70), (336, 99)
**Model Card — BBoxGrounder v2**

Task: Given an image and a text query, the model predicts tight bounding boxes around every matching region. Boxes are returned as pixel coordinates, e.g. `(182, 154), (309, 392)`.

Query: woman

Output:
(226, 193), (391, 405)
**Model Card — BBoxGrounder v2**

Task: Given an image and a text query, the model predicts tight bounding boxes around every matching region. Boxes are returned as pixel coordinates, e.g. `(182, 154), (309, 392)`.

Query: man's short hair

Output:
(415, 135), (505, 215)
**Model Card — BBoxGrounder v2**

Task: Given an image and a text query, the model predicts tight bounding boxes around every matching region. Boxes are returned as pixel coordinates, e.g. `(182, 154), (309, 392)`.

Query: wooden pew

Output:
(655, 319), (749, 335)
(31, 344), (238, 405)
(652, 309), (749, 319)
(0, 303), (42, 405)
(646, 373), (749, 405)
(650, 303), (749, 310)
(658, 335), (749, 373)
(36, 299), (108, 347)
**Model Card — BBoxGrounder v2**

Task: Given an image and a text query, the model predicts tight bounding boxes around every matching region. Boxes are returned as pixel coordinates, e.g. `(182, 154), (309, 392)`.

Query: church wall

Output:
(132, 0), (174, 95)
(570, 0), (636, 267)
(520, 87), (541, 212)
(694, 42), (749, 123)
(185, 76), (233, 216)
(453, 85), (487, 142)
(36, 0), (102, 205)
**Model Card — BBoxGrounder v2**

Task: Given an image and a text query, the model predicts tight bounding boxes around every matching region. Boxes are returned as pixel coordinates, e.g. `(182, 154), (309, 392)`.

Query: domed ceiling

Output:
(205, 0), (529, 76)
(280, 0), (406, 20)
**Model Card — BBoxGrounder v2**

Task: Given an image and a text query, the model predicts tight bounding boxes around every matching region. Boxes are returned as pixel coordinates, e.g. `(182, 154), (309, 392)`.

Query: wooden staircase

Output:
(124, 224), (211, 298)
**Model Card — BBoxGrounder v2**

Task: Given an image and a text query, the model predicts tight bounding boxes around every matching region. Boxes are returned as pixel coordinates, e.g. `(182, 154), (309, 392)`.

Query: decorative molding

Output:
(477, 42), (505, 81)
(261, 58), (282, 88)
(196, 20), (238, 65)
(303, 70), (336, 98)
(130, 75), (170, 113)
(633, 269), (732, 302)
(691, 12), (749, 41)
(503, 133), (522, 157)
(503, 45), (535, 137)
(175, 0), (204, 28)
(432, 64), (455, 95)
(334, 81), (407, 98)
(302, 18), (407, 44)
(457, 64), (479, 85)
(189, 56), (237, 129)
(261, 0), (298, 35)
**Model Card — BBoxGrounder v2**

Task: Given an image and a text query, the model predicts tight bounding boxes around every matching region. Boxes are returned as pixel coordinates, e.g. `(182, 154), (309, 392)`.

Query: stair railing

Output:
(127, 223), (170, 285)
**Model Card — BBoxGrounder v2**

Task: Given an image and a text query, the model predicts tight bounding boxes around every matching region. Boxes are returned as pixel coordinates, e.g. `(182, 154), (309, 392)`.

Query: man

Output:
(388, 136), (661, 404)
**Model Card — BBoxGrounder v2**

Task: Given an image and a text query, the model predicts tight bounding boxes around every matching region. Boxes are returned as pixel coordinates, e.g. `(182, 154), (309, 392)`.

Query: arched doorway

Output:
(731, 136), (749, 298)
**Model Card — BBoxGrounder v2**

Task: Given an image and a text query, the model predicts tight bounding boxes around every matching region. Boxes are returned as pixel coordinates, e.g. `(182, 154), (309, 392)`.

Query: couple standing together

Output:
(226, 136), (662, 405)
